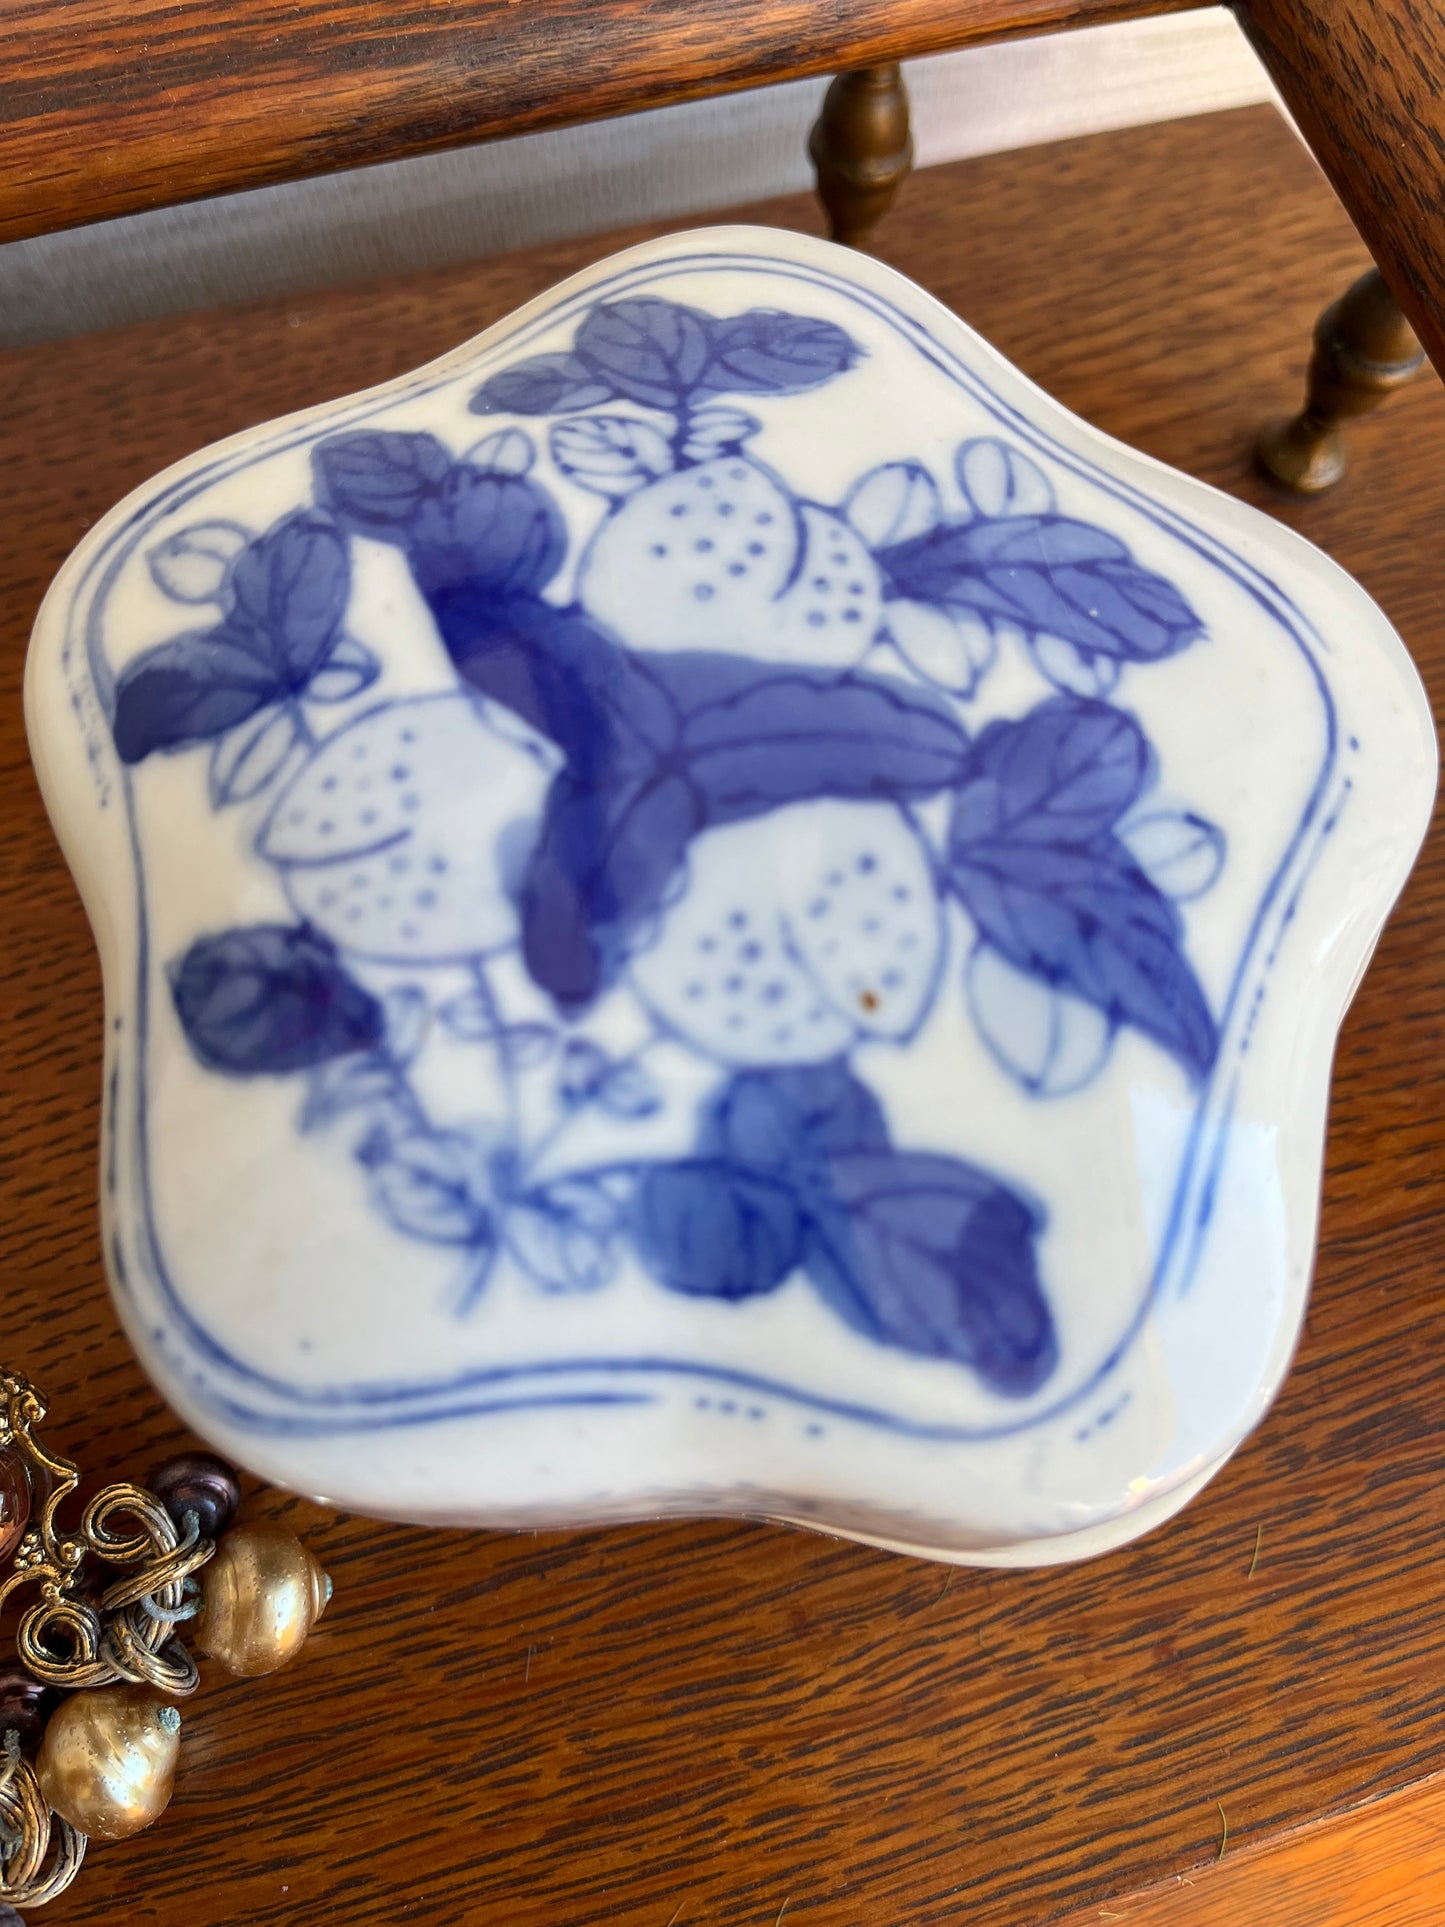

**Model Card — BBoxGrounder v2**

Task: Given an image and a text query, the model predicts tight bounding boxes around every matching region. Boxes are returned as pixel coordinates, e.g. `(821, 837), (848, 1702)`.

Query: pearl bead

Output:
(36, 1685), (181, 1842)
(146, 1452), (241, 1541)
(196, 1523), (330, 1677)
(0, 1448), (30, 1564)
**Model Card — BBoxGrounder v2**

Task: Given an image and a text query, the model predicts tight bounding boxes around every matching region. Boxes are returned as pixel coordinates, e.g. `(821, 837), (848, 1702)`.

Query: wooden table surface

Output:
(3, 104), (1444, 1926)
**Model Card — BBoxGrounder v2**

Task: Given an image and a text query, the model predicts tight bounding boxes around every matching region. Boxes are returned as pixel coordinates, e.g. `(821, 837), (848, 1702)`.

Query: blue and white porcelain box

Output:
(25, 229), (1436, 1565)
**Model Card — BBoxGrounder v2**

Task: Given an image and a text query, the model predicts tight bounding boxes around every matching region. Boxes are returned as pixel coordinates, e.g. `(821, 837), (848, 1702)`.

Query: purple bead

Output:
(0, 1449), (30, 1565)
(146, 1452), (241, 1540)
(0, 1669), (53, 1749)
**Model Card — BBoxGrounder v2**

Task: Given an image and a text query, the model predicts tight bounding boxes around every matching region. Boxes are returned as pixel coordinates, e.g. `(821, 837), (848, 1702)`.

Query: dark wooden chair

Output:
(3, 2), (1442, 490)
(4, 0), (1443, 489)
(808, 56), (1435, 495)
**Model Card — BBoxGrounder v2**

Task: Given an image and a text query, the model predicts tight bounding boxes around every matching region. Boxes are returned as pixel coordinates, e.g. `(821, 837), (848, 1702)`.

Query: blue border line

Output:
(69, 243), (1339, 1442)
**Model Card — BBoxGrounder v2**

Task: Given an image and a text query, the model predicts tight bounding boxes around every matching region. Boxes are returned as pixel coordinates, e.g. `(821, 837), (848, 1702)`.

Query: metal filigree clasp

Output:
(0, 1373), (328, 1910)
(0, 1373), (212, 1699)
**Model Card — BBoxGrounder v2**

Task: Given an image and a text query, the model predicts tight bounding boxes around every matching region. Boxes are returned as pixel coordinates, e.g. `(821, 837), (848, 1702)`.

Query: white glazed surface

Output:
(25, 228), (1437, 1564)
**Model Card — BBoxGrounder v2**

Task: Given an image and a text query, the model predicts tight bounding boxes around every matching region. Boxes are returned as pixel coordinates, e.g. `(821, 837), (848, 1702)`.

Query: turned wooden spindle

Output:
(1257, 267), (1425, 493)
(808, 64), (913, 250)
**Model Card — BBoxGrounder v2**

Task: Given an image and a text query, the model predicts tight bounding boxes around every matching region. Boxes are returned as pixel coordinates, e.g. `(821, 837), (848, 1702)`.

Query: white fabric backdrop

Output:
(0, 12), (1280, 347)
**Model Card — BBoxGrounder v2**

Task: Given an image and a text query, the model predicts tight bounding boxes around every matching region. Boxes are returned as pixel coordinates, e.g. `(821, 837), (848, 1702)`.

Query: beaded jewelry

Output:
(0, 1371), (328, 1915)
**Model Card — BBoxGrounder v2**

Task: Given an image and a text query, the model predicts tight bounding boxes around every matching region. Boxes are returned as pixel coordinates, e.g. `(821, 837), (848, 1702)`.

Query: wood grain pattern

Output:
(0, 0), (1210, 243)
(4, 106), (1445, 1926)
(1054, 1773), (1445, 1923)
(1235, 0), (1445, 372)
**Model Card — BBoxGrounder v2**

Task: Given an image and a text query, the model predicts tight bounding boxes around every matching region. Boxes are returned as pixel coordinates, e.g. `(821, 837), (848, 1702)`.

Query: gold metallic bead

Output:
(195, 1522), (330, 1677)
(36, 1684), (181, 1842)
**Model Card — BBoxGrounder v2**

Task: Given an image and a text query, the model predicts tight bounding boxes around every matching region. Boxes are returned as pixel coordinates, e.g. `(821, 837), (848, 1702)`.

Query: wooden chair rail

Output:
(8, 0), (1445, 387)
(1234, 0), (1445, 373)
(0, 0), (1208, 244)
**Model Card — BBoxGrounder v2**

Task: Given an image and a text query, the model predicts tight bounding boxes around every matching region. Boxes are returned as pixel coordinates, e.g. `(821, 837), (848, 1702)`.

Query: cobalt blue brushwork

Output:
(32, 230), (1436, 1561)
(110, 290), (1224, 1401)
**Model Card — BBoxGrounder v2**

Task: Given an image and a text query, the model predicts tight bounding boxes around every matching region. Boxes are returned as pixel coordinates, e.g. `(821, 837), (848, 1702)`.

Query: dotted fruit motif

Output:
(108, 290), (1230, 1416)
(259, 694), (550, 963)
(628, 798), (942, 1064)
(577, 455), (882, 667)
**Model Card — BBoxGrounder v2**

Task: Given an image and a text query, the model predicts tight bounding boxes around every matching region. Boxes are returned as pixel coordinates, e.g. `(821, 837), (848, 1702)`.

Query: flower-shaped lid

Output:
(25, 229), (1435, 1564)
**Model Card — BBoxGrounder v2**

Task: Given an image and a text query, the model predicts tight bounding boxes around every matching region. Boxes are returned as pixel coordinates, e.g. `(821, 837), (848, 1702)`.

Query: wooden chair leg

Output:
(808, 64), (913, 250)
(1257, 268), (1425, 493)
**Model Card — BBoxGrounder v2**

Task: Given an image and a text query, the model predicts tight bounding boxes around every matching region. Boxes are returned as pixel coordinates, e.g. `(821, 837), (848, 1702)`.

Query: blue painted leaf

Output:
(505, 1176), (621, 1292)
(356, 1127), (493, 1245)
(804, 1151), (1055, 1395)
(557, 1037), (609, 1107)
(312, 430), (452, 537)
(633, 1160), (803, 1300)
(170, 924), (384, 1075)
(127, 512), (349, 763)
(887, 600), (998, 698)
(954, 439), (1056, 519)
(945, 705), (1217, 1080)
(877, 514), (1203, 663)
(950, 698), (1152, 846)
(573, 299), (712, 409)
(699, 311), (861, 398)
(112, 630), (281, 762)
(498, 1024), (558, 1069)
(1122, 809), (1226, 901)
(381, 985), (430, 1062)
(207, 704), (300, 807)
(965, 942), (1113, 1098)
(300, 1052), (406, 1131)
(469, 353), (617, 417)
(506, 1207), (614, 1292)
(406, 468), (566, 598)
(463, 428), (536, 475)
(843, 461), (942, 548)
(883, 514), (1130, 597)
(550, 415), (673, 497)
(1028, 632), (1123, 699)
(520, 767), (704, 1009)
(304, 635), (381, 704)
(637, 646), (801, 718)
(227, 511), (350, 681)
(658, 1066), (1056, 1391)
(148, 521), (251, 604)
(680, 406), (762, 460)
(703, 1063), (890, 1177)
(436, 988), (501, 1042)
(452, 1245), (500, 1315)
(598, 1059), (662, 1120)
(435, 993), (556, 1068)
(682, 673), (969, 824)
